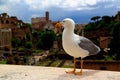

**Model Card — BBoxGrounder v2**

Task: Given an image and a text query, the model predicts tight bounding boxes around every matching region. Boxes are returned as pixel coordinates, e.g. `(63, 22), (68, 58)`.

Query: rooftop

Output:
(0, 64), (120, 80)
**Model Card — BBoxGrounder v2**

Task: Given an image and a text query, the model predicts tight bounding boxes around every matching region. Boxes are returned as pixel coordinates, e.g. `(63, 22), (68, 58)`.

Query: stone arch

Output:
(11, 21), (14, 24)
(1, 20), (4, 24)
(6, 20), (9, 24)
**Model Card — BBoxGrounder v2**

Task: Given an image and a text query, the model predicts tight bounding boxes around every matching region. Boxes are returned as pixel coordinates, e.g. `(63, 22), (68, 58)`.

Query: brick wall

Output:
(76, 60), (120, 71)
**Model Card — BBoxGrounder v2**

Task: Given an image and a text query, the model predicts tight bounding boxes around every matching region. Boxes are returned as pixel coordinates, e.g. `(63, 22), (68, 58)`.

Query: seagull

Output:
(56, 18), (100, 75)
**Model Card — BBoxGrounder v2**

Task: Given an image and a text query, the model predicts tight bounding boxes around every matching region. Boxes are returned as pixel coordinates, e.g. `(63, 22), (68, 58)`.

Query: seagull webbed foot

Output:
(74, 71), (82, 75)
(65, 70), (75, 74)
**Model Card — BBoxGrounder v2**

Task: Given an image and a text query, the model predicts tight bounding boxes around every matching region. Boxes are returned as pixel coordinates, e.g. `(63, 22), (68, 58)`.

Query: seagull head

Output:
(61, 18), (75, 30)
(55, 18), (75, 33)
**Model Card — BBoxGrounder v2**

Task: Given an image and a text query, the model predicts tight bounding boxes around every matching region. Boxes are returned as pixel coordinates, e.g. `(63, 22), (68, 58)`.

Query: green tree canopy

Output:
(91, 16), (101, 22)
(109, 22), (120, 60)
(37, 30), (56, 50)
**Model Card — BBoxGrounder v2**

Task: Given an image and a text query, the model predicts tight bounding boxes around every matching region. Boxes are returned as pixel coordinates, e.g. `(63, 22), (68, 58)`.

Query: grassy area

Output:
(0, 60), (7, 64)
(62, 65), (73, 68)
(50, 60), (61, 67)
(36, 59), (52, 66)
(36, 59), (73, 68)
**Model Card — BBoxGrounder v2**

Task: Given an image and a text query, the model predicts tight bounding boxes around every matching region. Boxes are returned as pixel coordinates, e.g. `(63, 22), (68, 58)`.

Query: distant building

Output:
(31, 11), (54, 31)
(0, 13), (31, 47)
(75, 24), (87, 36)
(0, 28), (12, 48)
(99, 37), (111, 48)
(0, 13), (22, 29)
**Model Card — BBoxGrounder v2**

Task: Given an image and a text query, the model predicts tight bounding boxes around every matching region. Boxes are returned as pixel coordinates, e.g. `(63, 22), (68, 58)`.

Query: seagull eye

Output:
(63, 21), (65, 23)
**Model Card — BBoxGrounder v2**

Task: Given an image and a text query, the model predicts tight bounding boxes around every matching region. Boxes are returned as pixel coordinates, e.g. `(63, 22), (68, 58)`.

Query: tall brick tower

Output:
(46, 11), (49, 21)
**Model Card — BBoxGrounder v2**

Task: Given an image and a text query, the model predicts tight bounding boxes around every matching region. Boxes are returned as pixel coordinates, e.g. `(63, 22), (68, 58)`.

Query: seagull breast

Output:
(62, 31), (89, 58)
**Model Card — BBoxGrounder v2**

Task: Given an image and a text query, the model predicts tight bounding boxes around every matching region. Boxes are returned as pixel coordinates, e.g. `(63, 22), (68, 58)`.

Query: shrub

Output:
(25, 42), (32, 49)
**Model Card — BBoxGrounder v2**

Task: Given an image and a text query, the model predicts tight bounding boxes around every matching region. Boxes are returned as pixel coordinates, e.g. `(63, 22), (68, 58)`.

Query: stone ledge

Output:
(0, 64), (120, 80)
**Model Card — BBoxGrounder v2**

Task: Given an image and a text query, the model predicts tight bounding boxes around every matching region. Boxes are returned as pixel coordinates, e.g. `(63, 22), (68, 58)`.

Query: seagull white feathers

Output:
(59, 18), (100, 75)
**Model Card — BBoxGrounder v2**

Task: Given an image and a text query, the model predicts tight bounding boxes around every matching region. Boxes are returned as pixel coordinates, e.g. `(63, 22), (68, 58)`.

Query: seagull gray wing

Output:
(78, 37), (100, 55)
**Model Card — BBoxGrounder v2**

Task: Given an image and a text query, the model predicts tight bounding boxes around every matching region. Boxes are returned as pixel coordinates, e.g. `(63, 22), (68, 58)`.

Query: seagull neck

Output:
(63, 28), (74, 35)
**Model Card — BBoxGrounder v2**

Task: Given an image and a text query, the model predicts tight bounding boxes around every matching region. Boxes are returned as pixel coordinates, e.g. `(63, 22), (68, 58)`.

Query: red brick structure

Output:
(31, 11), (55, 31)
(99, 37), (111, 48)
(0, 13), (31, 48)
(0, 13), (31, 39)
(77, 60), (120, 71)
(84, 28), (112, 48)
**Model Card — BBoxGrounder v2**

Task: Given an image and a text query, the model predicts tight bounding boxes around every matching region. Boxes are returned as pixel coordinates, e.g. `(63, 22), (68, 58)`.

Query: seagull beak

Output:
(55, 22), (63, 28)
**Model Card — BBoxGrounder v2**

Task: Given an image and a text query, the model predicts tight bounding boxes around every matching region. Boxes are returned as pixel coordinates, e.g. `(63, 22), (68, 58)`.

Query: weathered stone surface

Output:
(0, 64), (120, 80)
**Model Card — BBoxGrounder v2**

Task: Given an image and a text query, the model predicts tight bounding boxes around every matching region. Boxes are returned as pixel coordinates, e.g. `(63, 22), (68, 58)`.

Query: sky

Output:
(0, 0), (120, 24)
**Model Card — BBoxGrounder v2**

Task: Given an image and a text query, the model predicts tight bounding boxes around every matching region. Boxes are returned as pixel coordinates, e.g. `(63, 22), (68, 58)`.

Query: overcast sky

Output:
(0, 0), (120, 23)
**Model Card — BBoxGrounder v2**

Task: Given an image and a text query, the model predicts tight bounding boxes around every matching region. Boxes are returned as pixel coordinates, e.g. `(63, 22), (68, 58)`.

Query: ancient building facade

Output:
(0, 13), (25, 29)
(0, 13), (31, 47)
(0, 28), (12, 48)
(31, 11), (54, 31)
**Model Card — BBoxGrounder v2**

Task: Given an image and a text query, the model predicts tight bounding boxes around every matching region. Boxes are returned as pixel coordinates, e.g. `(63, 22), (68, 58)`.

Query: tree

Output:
(26, 33), (31, 41)
(37, 30), (56, 50)
(25, 42), (32, 49)
(32, 31), (44, 48)
(91, 16), (101, 22)
(102, 16), (112, 23)
(20, 38), (26, 47)
(84, 22), (96, 31)
(56, 34), (62, 50)
(11, 38), (19, 48)
(109, 22), (120, 60)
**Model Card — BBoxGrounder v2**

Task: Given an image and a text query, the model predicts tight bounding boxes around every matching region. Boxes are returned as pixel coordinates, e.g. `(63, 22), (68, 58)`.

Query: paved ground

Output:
(0, 64), (120, 80)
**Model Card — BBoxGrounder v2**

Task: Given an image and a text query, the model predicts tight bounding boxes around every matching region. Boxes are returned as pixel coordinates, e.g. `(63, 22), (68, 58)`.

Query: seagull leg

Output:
(74, 58), (83, 75)
(66, 57), (76, 74)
